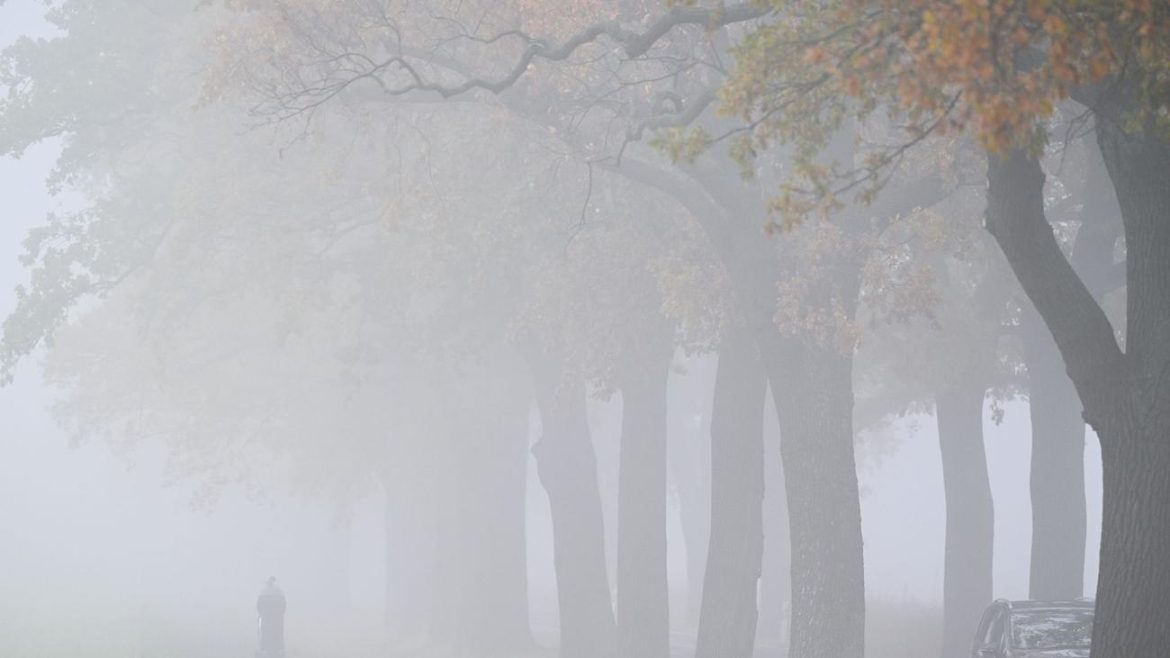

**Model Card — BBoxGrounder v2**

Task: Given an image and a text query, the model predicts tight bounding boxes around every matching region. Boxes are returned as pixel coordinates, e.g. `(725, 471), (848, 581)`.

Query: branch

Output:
(268, 2), (769, 118)
(621, 87), (716, 157)
(598, 156), (737, 261)
(984, 149), (1127, 428)
(599, 155), (784, 331)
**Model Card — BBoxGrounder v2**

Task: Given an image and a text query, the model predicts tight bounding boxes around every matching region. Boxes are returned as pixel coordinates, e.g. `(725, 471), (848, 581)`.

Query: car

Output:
(970, 598), (1094, 657)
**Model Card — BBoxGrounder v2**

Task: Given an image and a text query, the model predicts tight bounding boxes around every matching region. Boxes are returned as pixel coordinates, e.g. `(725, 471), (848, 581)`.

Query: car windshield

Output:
(1011, 609), (1094, 650)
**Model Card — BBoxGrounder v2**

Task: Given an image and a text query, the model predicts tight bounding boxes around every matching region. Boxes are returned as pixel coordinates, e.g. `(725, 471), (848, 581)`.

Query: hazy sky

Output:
(0, 7), (1104, 656)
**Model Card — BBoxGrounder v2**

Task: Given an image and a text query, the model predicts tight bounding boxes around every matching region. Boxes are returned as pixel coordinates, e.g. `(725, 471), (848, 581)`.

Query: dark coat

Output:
(257, 582), (286, 655)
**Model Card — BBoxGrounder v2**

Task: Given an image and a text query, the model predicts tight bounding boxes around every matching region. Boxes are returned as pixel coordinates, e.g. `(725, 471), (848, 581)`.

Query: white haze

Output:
(0, 3), (1107, 658)
(0, 138), (1105, 650)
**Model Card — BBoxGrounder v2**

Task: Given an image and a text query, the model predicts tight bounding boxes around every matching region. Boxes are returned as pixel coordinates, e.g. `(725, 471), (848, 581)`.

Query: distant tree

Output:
(191, 5), (973, 657)
(14, 3), (1164, 658)
(1, 7), (731, 658)
(852, 179), (1023, 658)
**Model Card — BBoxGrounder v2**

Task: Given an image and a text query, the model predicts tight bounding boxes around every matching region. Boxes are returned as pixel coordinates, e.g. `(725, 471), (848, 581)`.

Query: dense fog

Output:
(1, 2), (1164, 658)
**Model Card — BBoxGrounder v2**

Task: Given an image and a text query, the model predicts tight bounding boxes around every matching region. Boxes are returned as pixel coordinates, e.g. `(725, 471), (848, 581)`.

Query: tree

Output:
(715, 2), (1170, 656)
(195, 4), (768, 656)
(310, 0), (1164, 653)
(695, 322), (766, 658)
(259, 7), (962, 653)
(2, 7), (738, 657)
(14, 2), (1165, 657)
(852, 179), (1024, 658)
(1024, 129), (1125, 602)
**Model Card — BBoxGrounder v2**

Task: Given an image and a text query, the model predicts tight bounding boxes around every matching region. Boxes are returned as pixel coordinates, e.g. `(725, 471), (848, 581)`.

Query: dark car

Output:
(971, 599), (1094, 658)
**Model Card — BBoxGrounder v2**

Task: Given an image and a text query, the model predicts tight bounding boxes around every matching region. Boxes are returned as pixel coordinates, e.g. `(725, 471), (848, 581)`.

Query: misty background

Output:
(0, 2), (1117, 657)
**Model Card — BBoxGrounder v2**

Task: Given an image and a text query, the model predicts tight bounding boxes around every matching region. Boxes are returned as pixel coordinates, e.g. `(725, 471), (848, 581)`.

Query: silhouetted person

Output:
(256, 576), (286, 657)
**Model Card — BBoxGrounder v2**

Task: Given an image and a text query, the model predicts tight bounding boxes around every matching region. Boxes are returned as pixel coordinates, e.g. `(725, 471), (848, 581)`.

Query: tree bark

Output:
(616, 342), (673, 658)
(762, 337), (865, 658)
(1088, 115), (1170, 658)
(1022, 308), (1087, 602)
(936, 379), (994, 658)
(1093, 417), (1170, 658)
(598, 156), (873, 658)
(694, 327), (767, 658)
(527, 349), (617, 658)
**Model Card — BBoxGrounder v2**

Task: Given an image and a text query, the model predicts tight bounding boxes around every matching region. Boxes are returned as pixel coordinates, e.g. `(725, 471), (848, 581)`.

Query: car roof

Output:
(997, 599), (1095, 611)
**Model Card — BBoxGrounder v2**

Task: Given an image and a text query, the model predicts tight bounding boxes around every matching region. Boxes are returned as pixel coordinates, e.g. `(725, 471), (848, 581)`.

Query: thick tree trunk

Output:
(762, 340), (865, 658)
(423, 368), (532, 654)
(599, 154), (880, 658)
(936, 379), (994, 658)
(451, 382), (533, 652)
(694, 328), (767, 658)
(528, 351), (617, 658)
(616, 345), (673, 658)
(1088, 117), (1170, 658)
(1092, 417), (1170, 658)
(1022, 309), (1087, 601)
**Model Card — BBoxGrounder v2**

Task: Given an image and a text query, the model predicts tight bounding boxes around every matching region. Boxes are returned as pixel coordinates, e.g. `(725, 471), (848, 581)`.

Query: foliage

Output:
(714, 0), (1169, 225)
(1, 0), (730, 502)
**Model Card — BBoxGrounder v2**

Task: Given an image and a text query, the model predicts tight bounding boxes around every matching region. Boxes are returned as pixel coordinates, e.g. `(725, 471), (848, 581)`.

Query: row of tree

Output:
(1, 1), (1165, 657)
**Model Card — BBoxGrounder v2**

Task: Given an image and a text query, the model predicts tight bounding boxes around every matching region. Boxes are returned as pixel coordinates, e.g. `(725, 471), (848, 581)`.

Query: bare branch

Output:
(255, 2), (769, 120)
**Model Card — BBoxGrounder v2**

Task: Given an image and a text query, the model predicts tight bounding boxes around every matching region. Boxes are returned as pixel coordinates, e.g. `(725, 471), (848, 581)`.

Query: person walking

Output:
(257, 577), (286, 657)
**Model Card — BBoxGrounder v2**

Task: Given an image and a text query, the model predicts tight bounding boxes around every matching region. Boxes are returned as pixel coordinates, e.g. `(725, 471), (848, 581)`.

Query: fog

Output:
(0, 2), (1161, 658)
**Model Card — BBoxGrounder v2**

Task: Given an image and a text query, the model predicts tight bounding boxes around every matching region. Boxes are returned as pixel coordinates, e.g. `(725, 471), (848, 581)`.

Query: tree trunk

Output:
(418, 365), (533, 654)
(528, 350), (617, 658)
(936, 379), (994, 658)
(694, 327), (767, 658)
(1022, 309), (1087, 601)
(762, 339), (865, 658)
(1088, 115), (1170, 658)
(1092, 417), (1170, 658)
(616, 345), (673, 658)
(450, 377), (533, 653)
(598, 153), (878, 658)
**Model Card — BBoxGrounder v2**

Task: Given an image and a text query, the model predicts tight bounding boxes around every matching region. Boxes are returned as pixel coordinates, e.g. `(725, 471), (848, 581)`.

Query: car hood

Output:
(1016, 649), (1090, 658)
